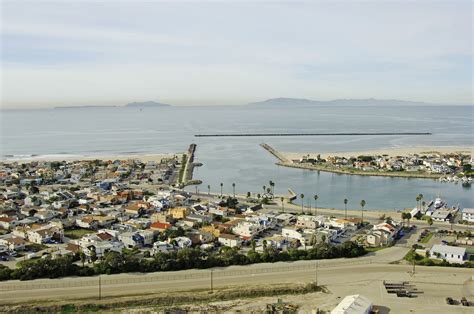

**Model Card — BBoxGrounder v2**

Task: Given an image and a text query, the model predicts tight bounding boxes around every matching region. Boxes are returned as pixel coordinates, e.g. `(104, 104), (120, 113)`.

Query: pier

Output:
(195, 132), (431, 137)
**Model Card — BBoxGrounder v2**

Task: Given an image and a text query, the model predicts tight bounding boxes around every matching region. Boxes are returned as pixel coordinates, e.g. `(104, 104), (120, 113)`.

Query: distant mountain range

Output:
(52, 97), (447, 110)
(247, 97), (430, 106)
(54, 101), (171, 109)
(125, 101), (171, 108)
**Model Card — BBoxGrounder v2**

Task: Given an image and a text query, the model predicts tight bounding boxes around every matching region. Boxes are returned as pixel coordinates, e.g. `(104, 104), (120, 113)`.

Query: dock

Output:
(260, 143), (290, 163)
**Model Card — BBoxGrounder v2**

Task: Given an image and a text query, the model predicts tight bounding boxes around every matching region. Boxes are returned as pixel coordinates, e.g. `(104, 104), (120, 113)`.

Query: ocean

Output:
(1, 104), (473, 210)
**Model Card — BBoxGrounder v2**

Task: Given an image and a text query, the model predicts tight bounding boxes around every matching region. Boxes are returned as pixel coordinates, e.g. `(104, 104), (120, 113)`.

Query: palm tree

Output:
(406, 213), (412, 227)
(401, 212), (407, 226)
(314, 194), (319, 215)
(207, 184), (211, 195)
(220, 182), (223, 197)
(416, 195), (421, 210)
(300, 194), (305, 213)
(263, 185), (266, 195)
(344, 198), (348, 219)
(360, 200), (366, 224)
(269, 180), (275, 195)
(280, 197), (285, 213)
(232, 183), (236, 198)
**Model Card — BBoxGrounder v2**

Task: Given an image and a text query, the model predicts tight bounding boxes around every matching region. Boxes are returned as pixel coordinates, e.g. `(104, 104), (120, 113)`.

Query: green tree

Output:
(427, 217), (433, 226)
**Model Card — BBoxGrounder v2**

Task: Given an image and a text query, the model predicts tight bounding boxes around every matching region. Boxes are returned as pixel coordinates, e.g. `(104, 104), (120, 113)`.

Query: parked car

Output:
(446, 297), (455, 305)
(461, 297), (469, 306)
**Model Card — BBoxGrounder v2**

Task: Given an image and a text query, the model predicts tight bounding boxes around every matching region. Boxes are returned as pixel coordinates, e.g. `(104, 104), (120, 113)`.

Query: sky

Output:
(1, 0), (472, 108)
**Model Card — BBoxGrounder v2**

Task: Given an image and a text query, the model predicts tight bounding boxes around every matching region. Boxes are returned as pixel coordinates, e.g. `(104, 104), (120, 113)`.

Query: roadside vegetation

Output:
(0, 282), (324, 313)
(0, 241), (365, 281)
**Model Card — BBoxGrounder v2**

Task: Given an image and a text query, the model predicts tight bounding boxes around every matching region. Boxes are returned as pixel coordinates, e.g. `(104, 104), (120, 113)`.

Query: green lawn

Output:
(64, 228), (93, 239)
(419, 232), (433, 244)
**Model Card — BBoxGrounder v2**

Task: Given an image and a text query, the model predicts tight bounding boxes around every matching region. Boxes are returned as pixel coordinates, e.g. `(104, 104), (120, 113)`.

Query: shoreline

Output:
(277, 162), (443, 179)
(281, 146), (474, 160)
(276, 146), (473, 180)
(1, 153), (183, 163)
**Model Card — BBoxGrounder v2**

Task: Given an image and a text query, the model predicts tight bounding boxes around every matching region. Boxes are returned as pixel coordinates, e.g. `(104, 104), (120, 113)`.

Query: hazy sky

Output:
(1, 0), (472, 108)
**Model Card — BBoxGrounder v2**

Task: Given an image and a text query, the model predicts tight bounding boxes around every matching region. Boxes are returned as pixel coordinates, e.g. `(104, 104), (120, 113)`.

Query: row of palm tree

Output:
(207, 180), (276, 199)
(298, 194), (366, 223)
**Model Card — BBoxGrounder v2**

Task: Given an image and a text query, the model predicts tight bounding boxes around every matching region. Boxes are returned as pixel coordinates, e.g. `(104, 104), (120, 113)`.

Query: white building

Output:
(331, 294), (373, 314)
(152, 241), (174, 254)
(218, 233), (242, 248)
(281, 226), (304, 241)
(431, 209), (452, 222)
(295, 215), (322, 229)
(232, 221), (263, 238)
(462, 208), (474, 223)
(429, 244), (466, 264)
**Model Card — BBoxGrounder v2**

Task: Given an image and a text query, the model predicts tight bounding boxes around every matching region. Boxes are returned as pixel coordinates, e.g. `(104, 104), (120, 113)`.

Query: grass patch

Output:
(419, 232), (433, 244)
(0, 282), (325, 313)
(64, 228), (93, 239)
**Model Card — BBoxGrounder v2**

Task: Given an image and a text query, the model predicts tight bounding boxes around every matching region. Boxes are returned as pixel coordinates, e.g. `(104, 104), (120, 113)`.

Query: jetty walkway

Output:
(195, 132), (431, 137)
(260, 143), (290, 163)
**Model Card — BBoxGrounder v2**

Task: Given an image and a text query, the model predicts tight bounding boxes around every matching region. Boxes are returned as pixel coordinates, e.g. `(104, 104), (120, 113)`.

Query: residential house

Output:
(232, 221), (264, 239)
(295, 215), (323, 229)
(461, 208), (474, 223)
(218, 233), (242, 248)
(152, 241), (174, 254)
(0, 217), (18, 230)
(0, 237), (26, 251)
(169, 207), (189, 219)
(150, 222), (172, 232)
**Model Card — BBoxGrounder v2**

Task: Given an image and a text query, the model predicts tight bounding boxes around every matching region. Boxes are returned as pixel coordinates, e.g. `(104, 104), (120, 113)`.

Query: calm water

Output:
(1, 105), (473, 210)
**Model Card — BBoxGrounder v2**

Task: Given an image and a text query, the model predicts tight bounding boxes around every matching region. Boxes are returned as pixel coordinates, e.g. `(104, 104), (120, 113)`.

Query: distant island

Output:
(54, 101), (172, 109)
(248, 97), (430, 106)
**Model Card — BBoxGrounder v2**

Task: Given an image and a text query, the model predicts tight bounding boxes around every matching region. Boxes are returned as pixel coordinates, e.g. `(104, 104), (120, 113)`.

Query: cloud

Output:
(1, 0), (472, 107)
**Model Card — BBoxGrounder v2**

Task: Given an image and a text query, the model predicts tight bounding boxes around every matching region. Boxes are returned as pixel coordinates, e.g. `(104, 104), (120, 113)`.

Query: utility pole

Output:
(98, 275), (102, 300)
(315, 261), (318, 286)
(210, 269), (214, 293)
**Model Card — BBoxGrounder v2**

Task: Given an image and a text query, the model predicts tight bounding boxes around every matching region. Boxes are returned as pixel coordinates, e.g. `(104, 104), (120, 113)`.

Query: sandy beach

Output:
(2, 153), (183, 163)
(281, 146), (473, 161)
